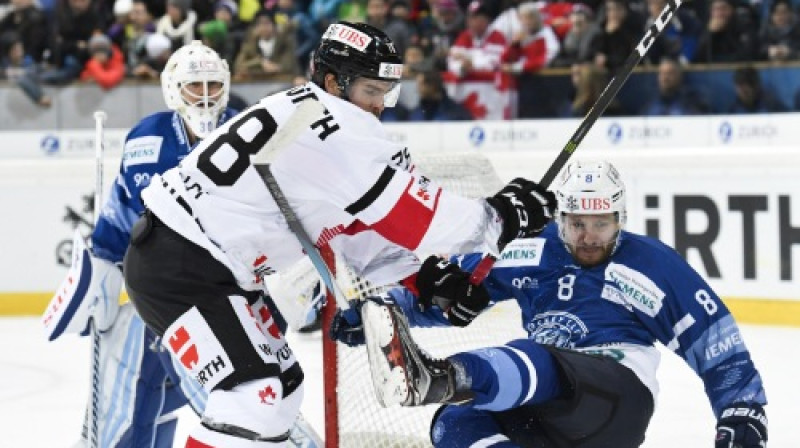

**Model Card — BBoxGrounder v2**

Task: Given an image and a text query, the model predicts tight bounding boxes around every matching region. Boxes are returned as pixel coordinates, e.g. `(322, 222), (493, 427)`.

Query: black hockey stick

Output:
(469, 0), (686, 284)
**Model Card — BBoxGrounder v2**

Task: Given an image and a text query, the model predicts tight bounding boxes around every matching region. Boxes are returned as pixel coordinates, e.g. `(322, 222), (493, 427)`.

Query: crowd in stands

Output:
(1, 0), (799, 118)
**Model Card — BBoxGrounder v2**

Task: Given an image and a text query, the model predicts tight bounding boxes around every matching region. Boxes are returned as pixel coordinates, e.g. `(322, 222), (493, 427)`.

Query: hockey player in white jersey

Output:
(43, 41), (319, 448)
(331, 160), (768, 447)
(123, 21), (556, 448)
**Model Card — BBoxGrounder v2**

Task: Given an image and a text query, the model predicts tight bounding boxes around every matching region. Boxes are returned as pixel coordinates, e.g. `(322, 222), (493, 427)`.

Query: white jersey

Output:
(141, 82), (503, 291)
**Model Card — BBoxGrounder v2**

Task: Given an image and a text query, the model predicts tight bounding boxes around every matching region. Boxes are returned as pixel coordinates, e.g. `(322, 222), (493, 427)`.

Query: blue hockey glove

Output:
(415, 255), (490, 327)
(329, 294), (395, 347)
(715, 402), (767, 448)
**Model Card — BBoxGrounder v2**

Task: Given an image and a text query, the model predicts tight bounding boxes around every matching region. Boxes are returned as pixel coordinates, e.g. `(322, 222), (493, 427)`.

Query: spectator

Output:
(590, 0), (643, 75)
(107, 0), (133, 49)
(0, 31), (50, 107)
(551, 3), (599, 67)
(417, 0), (465, 71)
(558, 62), (625, 117)
(0, 0), (48, 62)
(80, 32), (125, 89)
(130, 31), (171, 79)
(642, 0), (702, 65)
(156, 0), (197, 51)
(308, 0), (348, 30)
(198, 0), (243, 66)
(41, 0), (106, 85)
(272, 0), (318, 73)
(693, 0), (758, 63)
(500, 2), (560, 76)
(444, 0), (509, 119)
(759, 0), (800, 62)
(233, 10), (299, 80)
(640, 58), (710, 115)
(402, 42), (433, 78)
(338, 0), (368, 23)
(407, 70), (473, 120)
(365, 0), (414, 57)
(121, 0), (156, 73)
(729, 65), (788, 113)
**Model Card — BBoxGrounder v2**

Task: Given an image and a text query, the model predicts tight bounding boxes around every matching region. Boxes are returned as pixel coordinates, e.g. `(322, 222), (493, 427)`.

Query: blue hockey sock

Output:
(450, 339), (563, 412)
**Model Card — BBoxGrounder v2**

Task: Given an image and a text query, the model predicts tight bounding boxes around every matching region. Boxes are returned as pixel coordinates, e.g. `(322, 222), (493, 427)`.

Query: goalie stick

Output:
(469, 0), (686, 285)
(85, 110), (107, 448)
(250, 97), (350, 311)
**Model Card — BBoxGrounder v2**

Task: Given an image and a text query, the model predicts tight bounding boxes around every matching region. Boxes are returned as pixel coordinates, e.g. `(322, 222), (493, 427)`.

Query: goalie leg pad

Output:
(493, 346), (654, 448)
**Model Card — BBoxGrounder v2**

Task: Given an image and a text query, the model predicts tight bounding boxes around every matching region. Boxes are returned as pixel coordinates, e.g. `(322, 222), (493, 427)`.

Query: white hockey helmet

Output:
(554, 160), (627, 252)
(161, 40), (230, 139)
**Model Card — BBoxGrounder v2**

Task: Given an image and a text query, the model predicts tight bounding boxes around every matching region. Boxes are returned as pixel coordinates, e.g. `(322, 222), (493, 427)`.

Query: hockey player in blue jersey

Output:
(44, 41), (242, 448)
(331, 160), (768, 447)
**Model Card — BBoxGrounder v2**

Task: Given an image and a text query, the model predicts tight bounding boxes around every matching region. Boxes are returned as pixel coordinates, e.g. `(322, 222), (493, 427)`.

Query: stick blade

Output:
(253, 98), (325, 165)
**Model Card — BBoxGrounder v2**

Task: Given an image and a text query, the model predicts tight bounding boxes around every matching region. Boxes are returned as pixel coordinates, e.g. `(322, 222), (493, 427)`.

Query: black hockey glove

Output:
(329, 294), (395, 347)
(486, 178), (556, 251)
(415, 255), (490, 327)
(715, 402), (767, 448)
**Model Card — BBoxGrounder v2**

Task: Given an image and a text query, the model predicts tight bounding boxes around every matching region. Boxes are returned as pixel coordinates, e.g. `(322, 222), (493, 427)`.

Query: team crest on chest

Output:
(526, 311), (588, 348)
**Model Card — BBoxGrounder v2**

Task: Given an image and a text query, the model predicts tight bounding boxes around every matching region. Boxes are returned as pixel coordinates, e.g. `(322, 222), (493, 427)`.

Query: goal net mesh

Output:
(321, 152), (527, 447)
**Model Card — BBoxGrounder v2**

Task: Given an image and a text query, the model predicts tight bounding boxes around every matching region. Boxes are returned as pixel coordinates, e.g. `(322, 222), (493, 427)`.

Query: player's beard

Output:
(567, 236), (617, 268)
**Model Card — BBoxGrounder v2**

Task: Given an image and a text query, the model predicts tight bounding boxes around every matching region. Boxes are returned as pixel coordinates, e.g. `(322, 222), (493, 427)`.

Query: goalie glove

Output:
(715, 402), (768, 448)
(486, 178), (556, 251)
(329, 294), (396, 347)
(415, 256), (490, 327)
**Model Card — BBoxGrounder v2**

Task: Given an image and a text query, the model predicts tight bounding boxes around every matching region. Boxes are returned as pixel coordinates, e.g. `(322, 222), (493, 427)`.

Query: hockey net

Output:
(320, 152), (527, 448)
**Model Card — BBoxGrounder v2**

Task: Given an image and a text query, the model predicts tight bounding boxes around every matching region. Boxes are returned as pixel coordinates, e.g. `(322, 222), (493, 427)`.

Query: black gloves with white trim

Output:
(415, 255), (490, 327)
(715, 402), (767, 448)
(486, 178), (556, 251)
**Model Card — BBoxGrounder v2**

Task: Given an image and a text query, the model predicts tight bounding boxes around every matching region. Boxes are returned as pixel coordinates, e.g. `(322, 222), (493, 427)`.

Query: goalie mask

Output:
(311, 21), (403, 108)
(554, 160), (626, 267)
(161, 40), (230, 139)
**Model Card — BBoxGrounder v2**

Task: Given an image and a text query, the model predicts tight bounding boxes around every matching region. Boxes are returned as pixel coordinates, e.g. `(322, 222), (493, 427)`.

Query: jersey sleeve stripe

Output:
(345, 166), (396, 216)
(368, 178), (437, 250)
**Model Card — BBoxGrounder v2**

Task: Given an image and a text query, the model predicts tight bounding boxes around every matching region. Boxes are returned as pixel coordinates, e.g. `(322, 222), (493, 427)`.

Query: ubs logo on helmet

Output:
(325, 23), (372, 52)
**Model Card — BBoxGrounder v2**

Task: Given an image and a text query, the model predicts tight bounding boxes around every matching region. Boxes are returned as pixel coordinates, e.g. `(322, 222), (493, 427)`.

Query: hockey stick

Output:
(250, 98), (351, 311)
(469, 0), (685, 284)
(85, 110), (107, 448)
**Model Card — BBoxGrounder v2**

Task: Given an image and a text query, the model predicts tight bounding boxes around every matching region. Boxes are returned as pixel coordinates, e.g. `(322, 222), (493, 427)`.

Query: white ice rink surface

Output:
(3, 317), (798, 447)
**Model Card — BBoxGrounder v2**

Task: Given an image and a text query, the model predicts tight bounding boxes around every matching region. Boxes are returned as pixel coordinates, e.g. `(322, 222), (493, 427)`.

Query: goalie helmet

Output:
(554, 160), (627, 255)
(161, 40), (230, 139)
(311, 21), (403, 107)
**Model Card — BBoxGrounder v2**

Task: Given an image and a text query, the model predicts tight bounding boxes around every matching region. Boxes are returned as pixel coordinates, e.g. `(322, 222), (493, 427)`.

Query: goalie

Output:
(331, 160), (768, 448)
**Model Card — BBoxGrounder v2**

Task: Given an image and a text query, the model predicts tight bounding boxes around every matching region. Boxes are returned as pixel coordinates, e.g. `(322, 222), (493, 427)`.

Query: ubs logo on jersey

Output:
(526, 311), (588, 348)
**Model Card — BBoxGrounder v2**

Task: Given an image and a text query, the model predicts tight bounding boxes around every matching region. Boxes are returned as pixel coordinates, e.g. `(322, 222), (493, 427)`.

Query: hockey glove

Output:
(715, 402), (767, 448)
(329, 294), (396, 347)
(486, 178), (556, 251)
(415, 255), (490, 327)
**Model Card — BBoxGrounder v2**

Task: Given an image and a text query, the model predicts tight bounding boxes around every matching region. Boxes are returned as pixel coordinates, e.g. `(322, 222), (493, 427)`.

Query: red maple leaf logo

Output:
(258, 385), (277, 404)
(461, 92), (487, 119)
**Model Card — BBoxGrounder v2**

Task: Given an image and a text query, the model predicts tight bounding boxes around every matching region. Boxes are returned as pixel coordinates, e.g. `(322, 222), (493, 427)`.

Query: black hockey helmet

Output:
(311, 21), (404, 106)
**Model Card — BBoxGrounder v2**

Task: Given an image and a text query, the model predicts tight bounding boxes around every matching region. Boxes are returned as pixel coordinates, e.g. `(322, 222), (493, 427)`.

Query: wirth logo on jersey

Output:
(324, 24), (372, 52)
(164, 308), (234, 389)
(409, 176), (438, 210)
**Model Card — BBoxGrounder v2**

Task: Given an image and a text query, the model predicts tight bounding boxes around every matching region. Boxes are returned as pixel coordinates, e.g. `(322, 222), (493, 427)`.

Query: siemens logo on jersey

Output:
(122, 136), (162, 167)
(495, 238), (545, 268)
(604, 263), (665, 317)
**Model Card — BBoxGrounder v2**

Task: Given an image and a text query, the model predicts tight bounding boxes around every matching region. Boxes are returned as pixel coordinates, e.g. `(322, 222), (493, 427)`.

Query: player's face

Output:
(561, 213), (620, 267)
(345, 77), (396, 118)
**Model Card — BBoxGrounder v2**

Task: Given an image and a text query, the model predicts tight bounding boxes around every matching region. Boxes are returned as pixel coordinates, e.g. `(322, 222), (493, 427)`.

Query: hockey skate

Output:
(361, 300), (473, 407)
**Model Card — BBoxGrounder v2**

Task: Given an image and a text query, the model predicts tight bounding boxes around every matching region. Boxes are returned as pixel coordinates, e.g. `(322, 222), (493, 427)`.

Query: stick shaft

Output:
(470, 0), (685, 285)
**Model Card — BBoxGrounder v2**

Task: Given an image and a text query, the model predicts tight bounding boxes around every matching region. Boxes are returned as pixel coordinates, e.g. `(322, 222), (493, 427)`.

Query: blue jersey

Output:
(91, 108), (238, 263)
(392, 223), (766, 417)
